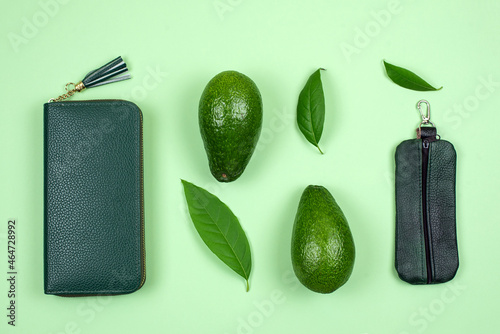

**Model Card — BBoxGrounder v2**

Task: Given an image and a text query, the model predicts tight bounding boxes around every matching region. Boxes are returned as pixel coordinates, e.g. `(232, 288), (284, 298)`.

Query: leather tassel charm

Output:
(49, 56), (130, 102)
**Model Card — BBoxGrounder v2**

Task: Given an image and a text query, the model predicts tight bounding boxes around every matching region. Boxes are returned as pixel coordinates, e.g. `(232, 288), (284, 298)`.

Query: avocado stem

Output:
(317, 145), (324, 154)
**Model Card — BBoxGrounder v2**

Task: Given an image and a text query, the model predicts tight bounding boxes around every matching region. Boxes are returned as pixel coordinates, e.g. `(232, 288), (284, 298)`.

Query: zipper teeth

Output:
(139, 111), (146, 288)
(422, 140), (432, 284)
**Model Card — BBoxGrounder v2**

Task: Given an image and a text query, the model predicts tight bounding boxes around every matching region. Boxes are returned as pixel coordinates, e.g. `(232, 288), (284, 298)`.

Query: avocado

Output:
(199, 71), (263, 182)
(291, 185), (355, 293)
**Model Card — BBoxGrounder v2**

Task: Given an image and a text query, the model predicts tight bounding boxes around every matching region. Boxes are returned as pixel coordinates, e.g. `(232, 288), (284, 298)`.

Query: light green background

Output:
(1, 0), (499, 333)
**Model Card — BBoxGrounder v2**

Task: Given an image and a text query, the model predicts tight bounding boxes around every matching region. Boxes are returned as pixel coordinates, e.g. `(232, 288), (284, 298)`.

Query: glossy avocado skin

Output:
(199, 71), (263, 182)
(291, 185), (355, 294)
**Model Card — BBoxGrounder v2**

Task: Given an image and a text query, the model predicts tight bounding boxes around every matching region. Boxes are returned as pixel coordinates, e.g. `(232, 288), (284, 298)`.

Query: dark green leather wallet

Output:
(395, 126), (458, 285)
(44, 100), (145, 295)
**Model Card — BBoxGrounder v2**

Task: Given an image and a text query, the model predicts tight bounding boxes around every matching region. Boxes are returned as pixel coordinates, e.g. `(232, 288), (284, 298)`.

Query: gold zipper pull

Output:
(49, 82), (85, 102)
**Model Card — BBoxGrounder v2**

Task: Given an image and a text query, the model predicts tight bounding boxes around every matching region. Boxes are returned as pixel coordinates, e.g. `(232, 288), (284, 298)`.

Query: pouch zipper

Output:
(422, 139), (432, 284)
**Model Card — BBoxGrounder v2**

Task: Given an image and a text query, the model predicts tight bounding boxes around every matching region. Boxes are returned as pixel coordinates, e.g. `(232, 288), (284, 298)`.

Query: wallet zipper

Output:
(422, 139), (432, 284)
(139, 108), (146, 289)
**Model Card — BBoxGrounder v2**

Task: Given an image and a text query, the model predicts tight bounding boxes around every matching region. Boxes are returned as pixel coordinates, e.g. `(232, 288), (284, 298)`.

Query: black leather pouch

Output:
(395, 103), (458, 285)
(44, 100), (145, 295)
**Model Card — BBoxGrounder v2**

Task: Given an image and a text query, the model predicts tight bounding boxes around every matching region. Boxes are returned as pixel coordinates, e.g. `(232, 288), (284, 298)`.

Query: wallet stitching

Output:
(47, 288), (139, 294)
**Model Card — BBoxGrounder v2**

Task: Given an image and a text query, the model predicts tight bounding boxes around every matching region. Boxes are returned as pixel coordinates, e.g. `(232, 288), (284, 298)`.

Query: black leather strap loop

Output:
(417, 126), (437, 140)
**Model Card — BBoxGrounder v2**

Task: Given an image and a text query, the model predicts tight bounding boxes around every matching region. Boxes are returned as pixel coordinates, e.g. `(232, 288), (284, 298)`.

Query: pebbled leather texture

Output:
(395, 139), (426, 284)
(44, 100), (145, 295)
(395, 138), (458, 284)
(427, 140), (458, 283)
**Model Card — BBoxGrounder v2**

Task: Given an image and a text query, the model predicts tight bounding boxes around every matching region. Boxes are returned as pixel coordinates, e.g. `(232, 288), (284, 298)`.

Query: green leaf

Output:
(181, 179), (252, 291)
(383, 60), (442, 91)
(297, 68), (326, 154)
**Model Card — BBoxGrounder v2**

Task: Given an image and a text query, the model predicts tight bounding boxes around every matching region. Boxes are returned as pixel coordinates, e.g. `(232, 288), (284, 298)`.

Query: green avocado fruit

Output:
(291, 185), (355, 294)
(198, 71), (263, 182)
